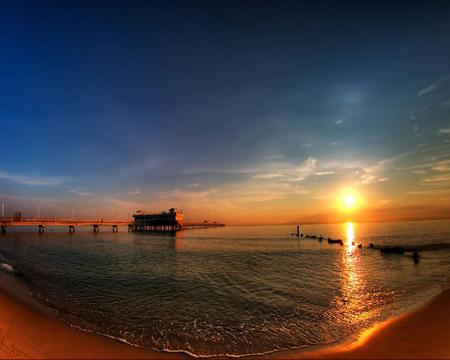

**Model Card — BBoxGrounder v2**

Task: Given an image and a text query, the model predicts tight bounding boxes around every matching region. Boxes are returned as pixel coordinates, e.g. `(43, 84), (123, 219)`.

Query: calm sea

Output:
(0, 220), (449, 357)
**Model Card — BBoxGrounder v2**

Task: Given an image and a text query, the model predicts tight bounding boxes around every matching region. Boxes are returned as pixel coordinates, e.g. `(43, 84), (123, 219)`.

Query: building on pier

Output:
(131, 208), (184, 232)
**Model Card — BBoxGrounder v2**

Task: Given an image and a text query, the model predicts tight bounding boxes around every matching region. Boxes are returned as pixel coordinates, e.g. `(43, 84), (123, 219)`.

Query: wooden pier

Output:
(0, 211), (224, 234)
(0, 217), (129, 233)
(0, 217), (130, 233)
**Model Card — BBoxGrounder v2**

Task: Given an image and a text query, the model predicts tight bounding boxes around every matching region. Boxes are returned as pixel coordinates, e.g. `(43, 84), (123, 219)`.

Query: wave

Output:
(69, 321), (315, 358)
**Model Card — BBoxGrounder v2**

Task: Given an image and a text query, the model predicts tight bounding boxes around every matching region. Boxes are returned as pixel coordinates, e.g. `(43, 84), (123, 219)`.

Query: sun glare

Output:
(338, 190), (360, 212)
(344, 195), (355, 208)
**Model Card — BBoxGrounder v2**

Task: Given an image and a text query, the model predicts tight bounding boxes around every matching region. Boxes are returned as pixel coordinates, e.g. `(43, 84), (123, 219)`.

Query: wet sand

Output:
(268, 287), (450, 359)
(0, 274), (185, 359)
(0, 272), (449, 359)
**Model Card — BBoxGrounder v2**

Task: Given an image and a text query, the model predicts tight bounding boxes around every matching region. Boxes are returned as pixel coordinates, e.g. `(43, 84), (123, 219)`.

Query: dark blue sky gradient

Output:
(1, 0), (449, 222)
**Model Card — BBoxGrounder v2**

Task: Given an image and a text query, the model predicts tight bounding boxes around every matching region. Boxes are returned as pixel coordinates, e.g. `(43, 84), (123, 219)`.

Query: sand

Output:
(0, 274), (185, 359)
(0, 272), (449, 359)
(267, 287), (450, 359)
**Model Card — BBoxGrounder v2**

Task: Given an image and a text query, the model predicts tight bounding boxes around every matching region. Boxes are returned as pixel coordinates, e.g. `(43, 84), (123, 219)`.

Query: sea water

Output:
(0, 220), (449, 357)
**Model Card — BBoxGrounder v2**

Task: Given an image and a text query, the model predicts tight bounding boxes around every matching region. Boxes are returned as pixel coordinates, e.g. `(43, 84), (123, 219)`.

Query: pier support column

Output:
(128, 224), (132, 232)
(38, 224), (45, 233)
(112, 225), (118, 233)
(93, 224), (99, 233)
(69, 225), (75, 233)
(1, 225), (6, 234)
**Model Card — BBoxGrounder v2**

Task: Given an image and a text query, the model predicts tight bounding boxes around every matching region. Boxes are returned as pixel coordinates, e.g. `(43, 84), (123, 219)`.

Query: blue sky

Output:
(0, 0), (449, 224)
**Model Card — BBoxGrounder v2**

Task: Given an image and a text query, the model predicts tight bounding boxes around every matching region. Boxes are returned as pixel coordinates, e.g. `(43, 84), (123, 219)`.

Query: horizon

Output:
(1, 0), (450, 225)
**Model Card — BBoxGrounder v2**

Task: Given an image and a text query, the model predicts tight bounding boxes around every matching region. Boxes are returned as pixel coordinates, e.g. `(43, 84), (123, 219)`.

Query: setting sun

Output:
(338, 190), (360, 212)
(344, 195), (356, 208)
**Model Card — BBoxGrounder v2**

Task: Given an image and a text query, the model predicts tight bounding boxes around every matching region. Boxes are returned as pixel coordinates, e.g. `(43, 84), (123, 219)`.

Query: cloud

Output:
(431, 160), (450, 172)
(254, 173), (286, 179)
(413, 125), (419, 133)
(421, 173), (450, 184)
(252, 156), (318, 182)
(407, 188), (450, 195)
(186, 183), (200, 188)
(70, 187), (91, 196)
(418, 83), (439, 97)
(158, 188), (219, 201)
(437, 128), (450, 136)
(358, 154), (406, 184)
(0, 170), (67, 186)
(104, 197), (144, 210)
(295, 157), (316, 181)
(314, 171), (335, 176)
(335, 119), (344, 125)
(417, 75), (450, 96)
(413, 169), (427, 175)
(127, 187), (142, 195)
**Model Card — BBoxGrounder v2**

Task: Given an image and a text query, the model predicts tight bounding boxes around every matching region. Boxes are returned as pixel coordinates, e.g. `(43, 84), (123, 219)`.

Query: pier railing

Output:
(0, 217), (130, 225)
(0, 217), (225, 233)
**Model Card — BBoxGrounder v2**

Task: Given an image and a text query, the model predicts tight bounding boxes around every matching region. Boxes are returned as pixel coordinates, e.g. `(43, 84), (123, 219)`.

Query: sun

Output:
(338, 189), (360, 212)
(344, 194), (356, 209)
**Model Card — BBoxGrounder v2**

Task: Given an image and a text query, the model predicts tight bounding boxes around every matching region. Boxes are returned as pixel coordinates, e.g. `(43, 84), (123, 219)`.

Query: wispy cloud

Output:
(418, 75), (450, 96)
(295, 157), (317, 181)
(158, 187), (219, 201)
(265, 155), (285, 160)
(70, 187), (91, 196)
(437, 128), (450, 136)
(421, 173), (450, 184)
(254, 173), (286, 179)
(0, 170), (67, 186)
(357, 154), (406, 184)
(127, 187), (142, 195)
(314, 171), (335, 176)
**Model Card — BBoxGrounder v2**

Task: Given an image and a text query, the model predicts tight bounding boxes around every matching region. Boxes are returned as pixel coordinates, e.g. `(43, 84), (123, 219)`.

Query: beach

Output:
(0, 270), (449, 359)
(268, 286), (450, 359)
(0, 274), (184, 359)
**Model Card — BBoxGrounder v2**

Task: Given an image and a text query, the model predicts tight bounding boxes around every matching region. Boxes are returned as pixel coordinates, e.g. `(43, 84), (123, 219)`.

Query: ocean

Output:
(0, 220), (449, 357)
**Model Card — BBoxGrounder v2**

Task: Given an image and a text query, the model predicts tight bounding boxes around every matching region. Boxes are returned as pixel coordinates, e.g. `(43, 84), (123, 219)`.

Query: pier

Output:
(0, 208), (224, 233)
(0, 217), (129, 233)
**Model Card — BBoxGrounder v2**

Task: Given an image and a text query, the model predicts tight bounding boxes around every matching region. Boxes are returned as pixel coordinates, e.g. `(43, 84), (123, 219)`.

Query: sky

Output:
(0, 0), (450, 225)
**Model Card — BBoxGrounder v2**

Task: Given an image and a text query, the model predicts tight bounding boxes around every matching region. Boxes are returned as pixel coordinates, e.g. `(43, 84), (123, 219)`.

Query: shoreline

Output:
(0, 272), (449, 359)
(0, 272), (185, 359)
(266, 285), (450, 359)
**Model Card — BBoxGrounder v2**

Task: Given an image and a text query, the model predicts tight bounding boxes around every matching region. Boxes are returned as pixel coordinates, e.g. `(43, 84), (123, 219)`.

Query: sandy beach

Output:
(0, 274), (184, 359)
(0, 272), (449, 359)
(268, 287), (450, 359)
